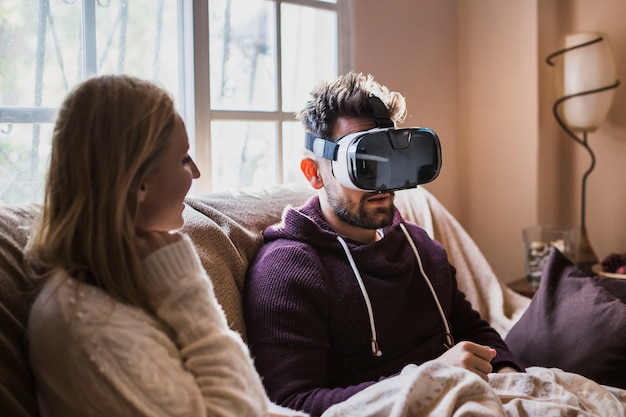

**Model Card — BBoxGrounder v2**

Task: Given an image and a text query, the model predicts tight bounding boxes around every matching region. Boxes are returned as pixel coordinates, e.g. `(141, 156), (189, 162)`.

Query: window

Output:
(0, 0), (350, 204)
(0, 0), (185, 204)
(201, 0), (342, 192)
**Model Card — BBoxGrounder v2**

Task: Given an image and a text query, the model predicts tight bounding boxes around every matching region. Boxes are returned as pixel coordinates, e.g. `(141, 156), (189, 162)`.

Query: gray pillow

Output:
(505, 248), (626, 389)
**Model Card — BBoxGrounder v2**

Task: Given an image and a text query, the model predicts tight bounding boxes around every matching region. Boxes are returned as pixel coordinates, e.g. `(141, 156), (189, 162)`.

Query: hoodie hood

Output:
(263, 195), (404, 249)
(263, 195), (454, 357)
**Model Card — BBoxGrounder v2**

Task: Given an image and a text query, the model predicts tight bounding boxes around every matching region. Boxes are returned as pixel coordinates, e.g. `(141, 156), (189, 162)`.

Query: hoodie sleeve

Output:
(244, 241), (378, 416)
(445, 268), (525, 371)
(403, 223), (525, 372)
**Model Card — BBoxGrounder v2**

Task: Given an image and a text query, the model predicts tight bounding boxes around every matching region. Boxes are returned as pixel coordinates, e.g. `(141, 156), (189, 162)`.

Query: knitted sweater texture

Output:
(28, 236), (269, 417)
(243, 196), (523, 417)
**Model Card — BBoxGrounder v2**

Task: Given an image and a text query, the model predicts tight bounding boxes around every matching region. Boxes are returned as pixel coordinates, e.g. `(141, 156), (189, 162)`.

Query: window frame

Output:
(191, 0), (353, 194)
(0, 0), (353, 201)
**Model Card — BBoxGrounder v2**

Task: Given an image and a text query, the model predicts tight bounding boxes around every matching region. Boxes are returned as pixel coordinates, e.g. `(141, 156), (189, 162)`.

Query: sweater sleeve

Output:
(138, 235), (271, 416)
(29, 236), (272, 417)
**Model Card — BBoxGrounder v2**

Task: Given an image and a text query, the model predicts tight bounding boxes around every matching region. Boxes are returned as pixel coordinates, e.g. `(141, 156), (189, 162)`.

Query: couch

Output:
(0, 182), (535, 416)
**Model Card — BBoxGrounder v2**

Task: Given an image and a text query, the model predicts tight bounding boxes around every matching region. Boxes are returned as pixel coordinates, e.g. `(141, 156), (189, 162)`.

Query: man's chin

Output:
(366, 209), (394, 229)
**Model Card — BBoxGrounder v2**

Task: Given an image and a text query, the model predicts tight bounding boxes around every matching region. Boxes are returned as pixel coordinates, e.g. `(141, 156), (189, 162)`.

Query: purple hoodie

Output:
(243, 195), (523, 417)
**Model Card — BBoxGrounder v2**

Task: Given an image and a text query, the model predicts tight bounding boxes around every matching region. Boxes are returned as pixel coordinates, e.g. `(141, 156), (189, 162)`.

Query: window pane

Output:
(95, 0), (181, 98)
(1, 1), (181, 108)
(281, 3), (337, 112)
(0, 123), (53, 204)
(0, 0), (183, 205)
(211, 120), (277, 191)
(209, 0), (276, 111)
(282, 121), (307, 184)
(0, 0), (82, 108)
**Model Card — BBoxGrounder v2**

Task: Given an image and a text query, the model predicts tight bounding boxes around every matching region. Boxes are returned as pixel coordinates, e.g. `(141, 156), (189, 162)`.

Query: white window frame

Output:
(0, 0), (353, 201)
(189, 0), (353, 194)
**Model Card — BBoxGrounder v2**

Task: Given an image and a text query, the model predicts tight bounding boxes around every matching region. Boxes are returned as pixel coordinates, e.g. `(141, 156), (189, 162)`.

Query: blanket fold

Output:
(322, 362), (626, 417)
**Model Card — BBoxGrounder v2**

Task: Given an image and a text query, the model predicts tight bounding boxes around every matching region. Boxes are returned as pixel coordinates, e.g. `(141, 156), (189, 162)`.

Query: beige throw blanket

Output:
(394, 189), (530, 337)
(322, 361), (626, 417)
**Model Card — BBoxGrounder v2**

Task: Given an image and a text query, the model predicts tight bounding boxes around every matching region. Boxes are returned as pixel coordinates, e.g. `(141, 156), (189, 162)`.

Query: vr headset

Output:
(304, 96), (442, 192)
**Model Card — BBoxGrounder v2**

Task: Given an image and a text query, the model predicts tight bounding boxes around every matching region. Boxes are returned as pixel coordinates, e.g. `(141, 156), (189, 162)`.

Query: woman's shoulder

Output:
(29, 273), (168, 345)
(27, 274), (184, 416)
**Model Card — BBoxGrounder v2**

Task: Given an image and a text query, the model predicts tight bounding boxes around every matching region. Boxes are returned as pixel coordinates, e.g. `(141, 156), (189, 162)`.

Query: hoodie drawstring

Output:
(337, 235), (383, 357)
(399, 223), (455, 349)
(336, 223), (455, 358)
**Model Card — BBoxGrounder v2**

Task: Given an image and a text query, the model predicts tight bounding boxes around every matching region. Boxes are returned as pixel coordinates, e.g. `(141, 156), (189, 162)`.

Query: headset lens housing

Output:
(343, 128), (441, 191)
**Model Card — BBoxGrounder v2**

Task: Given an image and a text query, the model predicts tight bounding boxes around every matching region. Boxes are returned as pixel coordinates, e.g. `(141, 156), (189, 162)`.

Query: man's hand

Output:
(437, 341), (496, 381)
(496, 366), (519, 374)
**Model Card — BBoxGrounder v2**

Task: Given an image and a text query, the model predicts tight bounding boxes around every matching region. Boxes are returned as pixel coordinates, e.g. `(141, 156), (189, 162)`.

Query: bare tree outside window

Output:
(0, 0), (181, 204)
(0, 0), (342, 204)
(207, 0), (338, 191)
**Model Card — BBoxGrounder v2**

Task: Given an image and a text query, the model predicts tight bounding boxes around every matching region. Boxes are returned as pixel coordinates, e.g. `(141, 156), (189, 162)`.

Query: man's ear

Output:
(300, 157), (324, 190)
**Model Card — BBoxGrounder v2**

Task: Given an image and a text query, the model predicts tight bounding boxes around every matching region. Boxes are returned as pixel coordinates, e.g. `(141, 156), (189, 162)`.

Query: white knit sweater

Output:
(28, 236), (276, 417)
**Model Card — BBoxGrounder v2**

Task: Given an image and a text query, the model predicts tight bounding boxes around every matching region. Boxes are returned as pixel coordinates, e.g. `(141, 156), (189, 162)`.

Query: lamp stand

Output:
(552, 99), (608, 275)
(547, 35), (620, 276)
(552, 90), (619, 276)
(551, 112), (600, 275)
(577, 226), (597, 275)
(575, 129), (599, 275)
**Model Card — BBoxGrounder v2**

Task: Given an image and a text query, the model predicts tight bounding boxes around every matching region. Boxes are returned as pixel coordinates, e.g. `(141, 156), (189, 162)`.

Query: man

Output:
(243, 72), (522, 417)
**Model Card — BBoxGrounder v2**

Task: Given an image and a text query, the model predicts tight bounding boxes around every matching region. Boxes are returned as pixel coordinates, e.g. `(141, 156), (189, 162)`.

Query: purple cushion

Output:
(505, 248), (626, 389)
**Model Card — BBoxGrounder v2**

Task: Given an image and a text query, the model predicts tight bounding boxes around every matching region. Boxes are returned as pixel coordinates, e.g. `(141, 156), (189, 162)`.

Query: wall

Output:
(456, 2), (539, 281)
(353, 0), (626, 282)
(352, 0), (460, 216)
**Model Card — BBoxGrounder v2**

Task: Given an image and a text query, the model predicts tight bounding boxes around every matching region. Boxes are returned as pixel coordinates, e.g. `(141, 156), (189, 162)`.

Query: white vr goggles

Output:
(305, 126), (442, 192)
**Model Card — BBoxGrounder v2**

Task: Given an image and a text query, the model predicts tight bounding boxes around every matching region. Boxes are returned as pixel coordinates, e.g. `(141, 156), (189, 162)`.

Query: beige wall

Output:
(353, 0), (626, 282)
(353, 0), (460, 216)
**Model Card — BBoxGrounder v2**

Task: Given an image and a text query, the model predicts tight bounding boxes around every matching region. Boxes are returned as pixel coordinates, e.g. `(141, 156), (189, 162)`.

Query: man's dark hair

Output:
(296, 71), (407, 140)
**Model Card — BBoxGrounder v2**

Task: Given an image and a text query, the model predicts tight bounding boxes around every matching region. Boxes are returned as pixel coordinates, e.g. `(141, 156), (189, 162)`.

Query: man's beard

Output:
(327, 188), (395, 230)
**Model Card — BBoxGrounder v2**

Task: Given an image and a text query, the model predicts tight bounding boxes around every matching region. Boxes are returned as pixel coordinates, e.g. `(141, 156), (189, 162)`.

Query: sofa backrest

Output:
(180, 183), (315, 338)
(0, 203), (42, 417)
(0, 183), (315, 416)
(0, 182), (529, 416)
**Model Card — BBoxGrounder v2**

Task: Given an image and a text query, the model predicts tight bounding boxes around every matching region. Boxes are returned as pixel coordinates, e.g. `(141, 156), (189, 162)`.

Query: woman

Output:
(26, 75), (303, 417)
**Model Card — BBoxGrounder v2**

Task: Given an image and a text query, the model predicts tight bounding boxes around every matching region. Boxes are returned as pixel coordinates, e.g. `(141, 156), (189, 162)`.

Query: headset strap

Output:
(305, 132), (338, 160)
(304, 94), (391, 160)
(369, 94), (394, 128)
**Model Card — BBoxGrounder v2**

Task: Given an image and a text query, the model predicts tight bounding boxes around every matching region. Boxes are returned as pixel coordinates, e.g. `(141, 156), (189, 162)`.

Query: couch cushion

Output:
(0, 204), (42, 417)
(181, 183), (314, 340)
(505, 248), (626, 389)
(0, 182), (531, 416)
(182, 183), (530, 341)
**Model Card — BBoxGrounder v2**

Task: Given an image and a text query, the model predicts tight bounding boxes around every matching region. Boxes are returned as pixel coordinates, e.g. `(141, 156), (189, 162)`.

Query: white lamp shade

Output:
(562, 32), (617, 132)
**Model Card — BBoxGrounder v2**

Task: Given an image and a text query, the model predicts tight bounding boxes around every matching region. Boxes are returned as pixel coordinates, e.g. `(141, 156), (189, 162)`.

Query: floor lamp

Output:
(546, 32), (620, 275)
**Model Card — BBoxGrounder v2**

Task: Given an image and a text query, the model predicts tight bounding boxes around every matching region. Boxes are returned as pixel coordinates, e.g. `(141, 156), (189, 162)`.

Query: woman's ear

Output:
(137, 183), (148, 203)
(300, 157), (324, 190)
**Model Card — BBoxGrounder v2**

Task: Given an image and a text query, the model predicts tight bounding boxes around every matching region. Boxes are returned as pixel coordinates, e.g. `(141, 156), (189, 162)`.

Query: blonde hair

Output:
(27, 74), (176, 311)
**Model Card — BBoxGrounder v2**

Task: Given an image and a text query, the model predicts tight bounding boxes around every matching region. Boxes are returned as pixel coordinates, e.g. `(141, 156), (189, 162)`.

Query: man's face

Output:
(322, 116), (395, 230)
